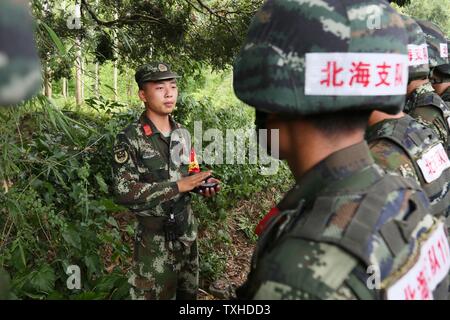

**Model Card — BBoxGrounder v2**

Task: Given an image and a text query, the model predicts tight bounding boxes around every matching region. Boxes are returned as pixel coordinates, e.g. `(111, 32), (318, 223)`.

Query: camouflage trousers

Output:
(129, 223), (199, 300)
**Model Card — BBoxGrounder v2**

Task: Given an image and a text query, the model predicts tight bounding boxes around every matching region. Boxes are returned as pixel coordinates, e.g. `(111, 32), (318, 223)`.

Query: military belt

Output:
(136, 208), (189, 240)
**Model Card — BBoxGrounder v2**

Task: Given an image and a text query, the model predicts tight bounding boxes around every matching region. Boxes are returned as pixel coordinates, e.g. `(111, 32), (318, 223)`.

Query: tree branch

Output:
(80, 0), (163, 27)
(185, 0), (238, 39)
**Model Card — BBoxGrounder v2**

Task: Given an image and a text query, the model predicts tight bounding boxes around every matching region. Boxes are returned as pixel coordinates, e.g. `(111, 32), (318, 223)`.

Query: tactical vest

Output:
(253, 174), (449, 300)
(367, 116), (450, 217)
(415, 92), (450, 144)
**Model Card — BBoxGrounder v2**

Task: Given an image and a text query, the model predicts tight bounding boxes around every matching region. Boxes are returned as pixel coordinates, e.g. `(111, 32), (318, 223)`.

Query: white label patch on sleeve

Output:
(304, 53), (408, 96)
(416, 143), (450, 183)
(386, 222), (450, 300)
(440, 43), (448, 58)
(407, 44), (429, 66)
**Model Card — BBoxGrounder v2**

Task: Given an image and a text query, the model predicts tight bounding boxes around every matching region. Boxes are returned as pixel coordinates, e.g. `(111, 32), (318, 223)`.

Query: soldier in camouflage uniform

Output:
(234, 0), (449, 300)
(0, 0), (42, 299)
(404, 20), (450, 154)
(112, 62), (220, 300)
(366, 15), (450, 218)
(438, 41), (450, 103)
(429, 38), (450, 104)
(0, 0), (42, 107)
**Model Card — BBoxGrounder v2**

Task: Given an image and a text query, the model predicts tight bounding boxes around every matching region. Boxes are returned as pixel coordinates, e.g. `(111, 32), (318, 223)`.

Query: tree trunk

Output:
(44, 61), (52, 98)
(126, 69), (132, 102)
(62, 78), (67, 98)
(113, 10), (119, 101)
(81, 57), (85, 100)
(95, 62), (99, 98)
(75, 37), (82, 106)
(94, 0), (100, 98)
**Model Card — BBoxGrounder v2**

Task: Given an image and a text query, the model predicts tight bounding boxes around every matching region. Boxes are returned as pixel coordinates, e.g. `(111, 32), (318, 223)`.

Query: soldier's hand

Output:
(177, 171), (212, 193)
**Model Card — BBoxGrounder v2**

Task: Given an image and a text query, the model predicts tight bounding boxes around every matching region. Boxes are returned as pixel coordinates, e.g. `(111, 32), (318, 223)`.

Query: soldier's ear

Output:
(138, 89), (147, 103)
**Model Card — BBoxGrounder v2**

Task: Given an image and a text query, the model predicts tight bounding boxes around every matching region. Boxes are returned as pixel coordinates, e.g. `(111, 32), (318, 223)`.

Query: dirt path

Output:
(198, 186), (285, 300)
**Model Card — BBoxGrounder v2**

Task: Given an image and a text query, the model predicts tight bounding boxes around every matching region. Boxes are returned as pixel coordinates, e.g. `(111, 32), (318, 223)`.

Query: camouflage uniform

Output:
(0, 0), (42, 106)
(405, 83), (450, 150)
(404, 20), (450, 153)
(112, 63), (198, 300)
(233, 0), (449, 300)
(366, 16), (450, 218)
(366, 114), (450, 217)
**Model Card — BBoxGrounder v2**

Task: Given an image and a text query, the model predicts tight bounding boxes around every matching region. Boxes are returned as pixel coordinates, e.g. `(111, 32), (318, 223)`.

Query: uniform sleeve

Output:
(112, 133), (180, 208)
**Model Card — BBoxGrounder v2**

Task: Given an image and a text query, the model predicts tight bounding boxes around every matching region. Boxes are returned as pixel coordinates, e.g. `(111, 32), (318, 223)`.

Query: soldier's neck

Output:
(287, 122), (365, 181)
(145, 109), (171, 133)
(368, 110), (404, 127)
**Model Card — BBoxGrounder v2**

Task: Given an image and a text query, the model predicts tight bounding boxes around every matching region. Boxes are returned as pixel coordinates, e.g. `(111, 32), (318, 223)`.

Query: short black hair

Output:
(257, 110), (371, 137)
(299, 110), (371, 136)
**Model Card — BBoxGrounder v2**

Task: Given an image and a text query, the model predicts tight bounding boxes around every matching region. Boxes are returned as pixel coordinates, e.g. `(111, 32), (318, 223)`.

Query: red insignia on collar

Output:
(143, 123), (153, 136)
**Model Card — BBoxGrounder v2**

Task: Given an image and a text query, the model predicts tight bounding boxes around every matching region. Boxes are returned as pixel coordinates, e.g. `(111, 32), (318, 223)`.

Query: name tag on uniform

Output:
(416, 143), (450, 183)
(386, 222), (450, 300)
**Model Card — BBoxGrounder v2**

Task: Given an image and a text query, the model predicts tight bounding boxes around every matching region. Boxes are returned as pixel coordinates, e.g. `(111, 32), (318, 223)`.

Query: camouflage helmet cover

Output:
(233, 0), (409, 116)
(416, 19), (449, 69)
(433, 38), (450, 78)
(401, 15), (430, 81)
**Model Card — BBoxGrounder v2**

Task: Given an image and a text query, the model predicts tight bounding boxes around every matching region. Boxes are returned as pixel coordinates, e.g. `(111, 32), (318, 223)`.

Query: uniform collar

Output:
(139, 111), (180, 137)
(415, 82), (435, 96)
(277, 141), (376, 211)
(405, 82), (435, 111)
(442, 87), (450, 102)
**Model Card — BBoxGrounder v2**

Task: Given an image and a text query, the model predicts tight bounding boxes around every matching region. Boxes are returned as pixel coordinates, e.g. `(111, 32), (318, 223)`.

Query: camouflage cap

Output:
(233, 0), (409, 116)
(416, 20), (449, 69)
(135, 62), (180, 86)
(401, 15), (430, 81)
(0, 0), (42, 107)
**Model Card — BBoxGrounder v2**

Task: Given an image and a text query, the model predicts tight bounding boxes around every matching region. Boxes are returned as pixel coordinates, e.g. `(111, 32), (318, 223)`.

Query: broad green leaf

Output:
(95, 174), (109, 194)
(62, 227), (82, 250)
(84, 254), (101, 276)
(40, 21), (66, 55)
(29, 264), (56, 293)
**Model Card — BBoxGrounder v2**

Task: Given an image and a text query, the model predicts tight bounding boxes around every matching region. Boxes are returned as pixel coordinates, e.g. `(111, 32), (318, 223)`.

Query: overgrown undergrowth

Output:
(0, 95), (293, 299)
